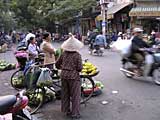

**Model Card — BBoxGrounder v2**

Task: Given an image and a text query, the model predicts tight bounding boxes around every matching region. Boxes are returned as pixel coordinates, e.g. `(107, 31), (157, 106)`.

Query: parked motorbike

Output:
(89, 44), (104, 56)
(0, 90), (32, 120)
(120, 48), (160, 85)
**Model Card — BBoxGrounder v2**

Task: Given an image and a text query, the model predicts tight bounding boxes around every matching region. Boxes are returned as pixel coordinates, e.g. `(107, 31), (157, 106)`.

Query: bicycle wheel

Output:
(11, 70), (25, 90)
(80, 76), (95, 104)
(26, 87), (45, 115)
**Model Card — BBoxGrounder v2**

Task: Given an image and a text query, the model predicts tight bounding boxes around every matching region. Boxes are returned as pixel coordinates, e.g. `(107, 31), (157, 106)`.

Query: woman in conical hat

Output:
(56, 33), (83, 119)
(61, 33), (84, 52)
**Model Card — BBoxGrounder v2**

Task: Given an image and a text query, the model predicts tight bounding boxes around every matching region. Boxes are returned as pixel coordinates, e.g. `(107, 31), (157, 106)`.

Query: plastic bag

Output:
(110, 39), (132, 57)
(37, 68), (52, 86)
(25, 67), (41, 89)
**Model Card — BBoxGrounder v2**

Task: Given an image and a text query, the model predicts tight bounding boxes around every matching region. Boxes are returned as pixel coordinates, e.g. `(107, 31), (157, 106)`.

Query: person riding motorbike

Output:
(93, 32), (106, 49)
(131, 27), (154, 78)
(88, 29), (99, 50)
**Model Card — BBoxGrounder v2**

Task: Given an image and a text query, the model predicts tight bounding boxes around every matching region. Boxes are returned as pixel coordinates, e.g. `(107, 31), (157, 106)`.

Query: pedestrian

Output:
(55, 33), (83, 119)
(117, 32), (123, 41)
(87, 30), (92, 39)
(36, 33), (43, 48)
(89, 29), (99, 50)
(40, 32), (55, 69)
(27, 37), (39, 61)
(25, 30), (35, 46)
(149, 30), (156, 45)
(111, 32), (118, 42)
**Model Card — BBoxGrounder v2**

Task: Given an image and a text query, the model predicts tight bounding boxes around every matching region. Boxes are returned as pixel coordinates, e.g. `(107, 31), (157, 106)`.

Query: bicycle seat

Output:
(0, 95), (16, 114)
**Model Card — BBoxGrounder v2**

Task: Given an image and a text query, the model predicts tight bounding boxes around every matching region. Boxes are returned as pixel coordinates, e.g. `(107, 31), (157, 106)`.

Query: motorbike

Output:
(89, 44), (104, 56)
(120, 48), (160, 85)
(0, 90), (32, 120)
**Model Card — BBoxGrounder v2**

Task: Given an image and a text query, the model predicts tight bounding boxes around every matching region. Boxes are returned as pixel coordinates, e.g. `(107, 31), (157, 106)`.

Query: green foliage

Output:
(1, 0), (97, 29)
(0, 0), (16, 31)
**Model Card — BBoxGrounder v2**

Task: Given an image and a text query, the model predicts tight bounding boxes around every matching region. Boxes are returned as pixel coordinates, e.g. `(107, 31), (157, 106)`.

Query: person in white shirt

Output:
(25, 30), (35, 46)
(28, 37), (39, 61)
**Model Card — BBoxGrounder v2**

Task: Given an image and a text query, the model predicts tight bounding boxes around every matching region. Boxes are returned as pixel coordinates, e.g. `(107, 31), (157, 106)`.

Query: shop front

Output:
(129, 1), (160, 34)
(95, 2), (133, 34)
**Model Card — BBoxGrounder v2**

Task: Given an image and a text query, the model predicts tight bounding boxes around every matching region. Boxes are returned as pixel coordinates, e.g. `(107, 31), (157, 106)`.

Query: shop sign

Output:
(129, 11), (160, 17)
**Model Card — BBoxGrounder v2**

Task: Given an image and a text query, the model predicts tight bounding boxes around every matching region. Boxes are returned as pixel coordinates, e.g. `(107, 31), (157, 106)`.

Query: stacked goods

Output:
(37, 80), (53, 88)
(0, 60), (16, 71)
(81, 61), (98, 76)
(27, 88), (56, 106)
(94, 80), (104, 89)
(27, 90), (44, 106)
(12, 75), (25, 88)
(82, 80), (104, 96)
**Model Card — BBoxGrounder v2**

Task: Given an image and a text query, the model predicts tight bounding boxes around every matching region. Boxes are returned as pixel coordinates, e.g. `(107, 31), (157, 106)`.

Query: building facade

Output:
(105, 0), (133, 33)
(129, 0), (160, 33)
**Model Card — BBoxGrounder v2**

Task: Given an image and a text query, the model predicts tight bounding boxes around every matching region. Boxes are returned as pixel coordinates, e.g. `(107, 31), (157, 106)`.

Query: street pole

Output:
(100, 0), (111, 36)
(101, 3), (106, 36)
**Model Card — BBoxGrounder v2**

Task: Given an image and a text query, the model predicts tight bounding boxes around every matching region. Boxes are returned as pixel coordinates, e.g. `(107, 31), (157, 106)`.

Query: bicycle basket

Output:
(15, 51), (28, 69)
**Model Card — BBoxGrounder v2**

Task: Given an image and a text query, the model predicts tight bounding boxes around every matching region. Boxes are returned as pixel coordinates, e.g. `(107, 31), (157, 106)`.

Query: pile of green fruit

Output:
(94, 80), (104, 89)
(81, 61), (98, 76)
(0, 60), (16, 71)
(12, 75), (25, 88)
(27, 88), (56, 106)
(81, 80), (104, 90)
(37, 80), (53, 88)
(27, 91), (44, 106)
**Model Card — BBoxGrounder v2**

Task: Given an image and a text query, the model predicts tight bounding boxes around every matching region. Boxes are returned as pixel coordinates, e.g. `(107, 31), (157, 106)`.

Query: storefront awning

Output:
(96, 2), (133, 20)
(129, 7), (160, 17)
(107, 2), (133, 19)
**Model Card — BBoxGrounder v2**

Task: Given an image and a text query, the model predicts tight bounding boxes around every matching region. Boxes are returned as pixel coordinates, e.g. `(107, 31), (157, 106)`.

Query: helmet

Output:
(133, 28), (143, 33)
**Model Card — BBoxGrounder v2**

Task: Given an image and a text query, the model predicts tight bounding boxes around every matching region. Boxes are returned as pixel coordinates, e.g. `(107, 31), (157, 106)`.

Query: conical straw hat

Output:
(61, 33), (84, 52)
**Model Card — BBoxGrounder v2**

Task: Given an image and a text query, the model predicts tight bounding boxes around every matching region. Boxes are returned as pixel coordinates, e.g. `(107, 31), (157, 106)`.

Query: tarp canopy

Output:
(129, 6), (160, 17)
(107, 2), (133, 19)
(96, 2), (133, 20)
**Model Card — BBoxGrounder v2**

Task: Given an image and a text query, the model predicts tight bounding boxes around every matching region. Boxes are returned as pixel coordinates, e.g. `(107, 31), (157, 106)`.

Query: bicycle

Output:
(11, 61), (98, 114)
(10, 52), (46, 114)
(11, 52), (44, 90)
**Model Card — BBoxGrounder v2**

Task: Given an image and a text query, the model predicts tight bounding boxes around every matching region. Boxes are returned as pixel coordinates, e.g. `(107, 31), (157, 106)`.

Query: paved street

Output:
(1, 43), (160, 120)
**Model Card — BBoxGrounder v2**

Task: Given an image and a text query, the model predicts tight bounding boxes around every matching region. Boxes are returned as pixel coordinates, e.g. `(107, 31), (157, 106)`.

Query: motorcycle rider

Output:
(93, 31), (106, 50)
(88, 29), (98, 51)
(131, 27), (154, 78)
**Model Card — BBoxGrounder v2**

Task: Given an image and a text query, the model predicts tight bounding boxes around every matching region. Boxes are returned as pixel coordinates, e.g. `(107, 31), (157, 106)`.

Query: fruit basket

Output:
(82, 80), (104, 96)
(81, 61), (99, 77)
(80, 70), (99, 77)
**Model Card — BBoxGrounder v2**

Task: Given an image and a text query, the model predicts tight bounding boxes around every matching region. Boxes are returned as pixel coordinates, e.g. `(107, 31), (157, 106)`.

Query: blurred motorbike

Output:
(120, 48), (160, 85)
(0, 90), (32, 120)
(89, 44), (104, 56)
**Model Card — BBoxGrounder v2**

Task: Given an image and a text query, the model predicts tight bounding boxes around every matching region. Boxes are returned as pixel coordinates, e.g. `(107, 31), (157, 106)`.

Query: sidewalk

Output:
(0, 48), (17, 96)
(0, 45), (17, 63)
